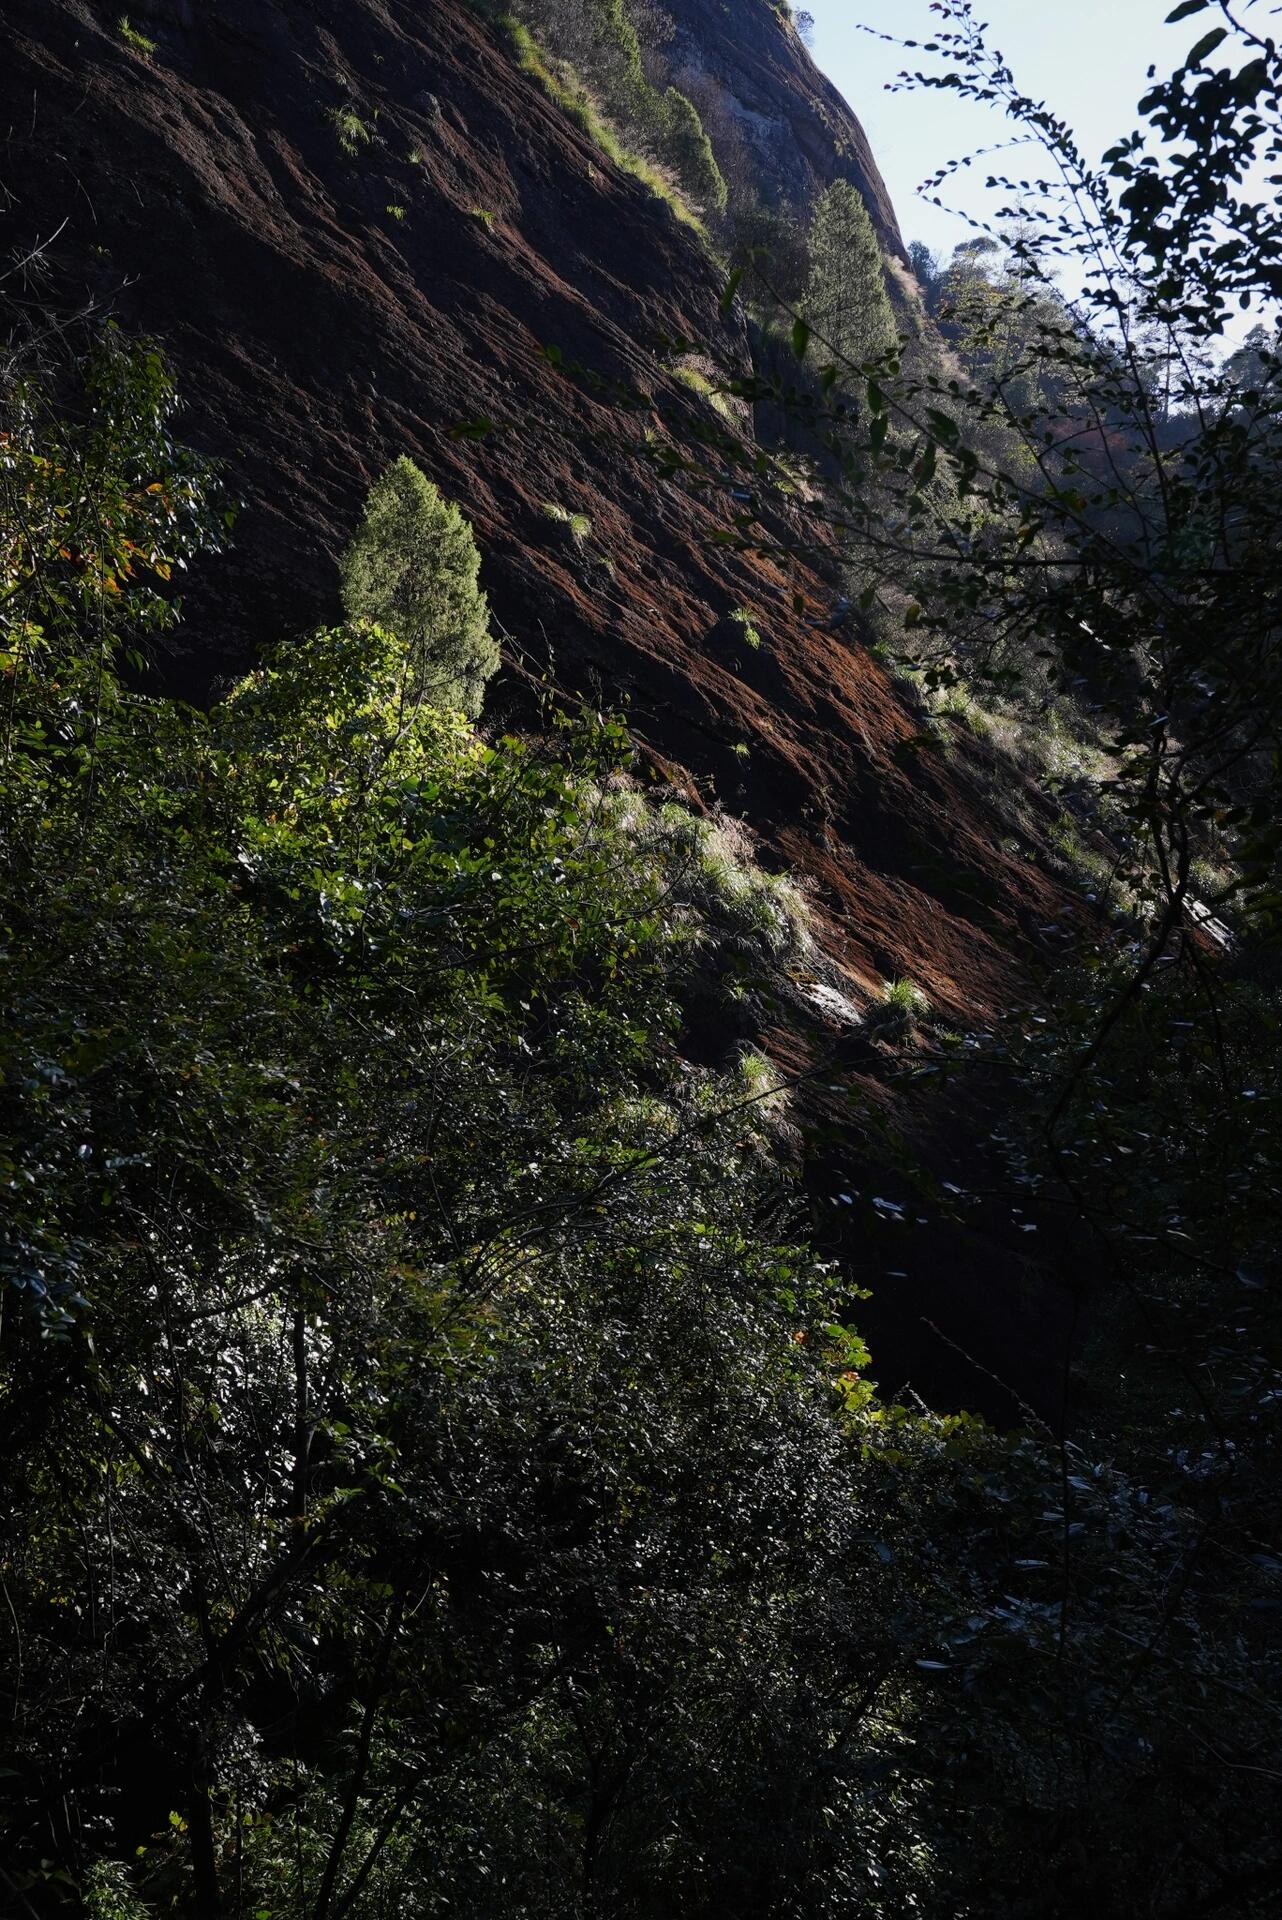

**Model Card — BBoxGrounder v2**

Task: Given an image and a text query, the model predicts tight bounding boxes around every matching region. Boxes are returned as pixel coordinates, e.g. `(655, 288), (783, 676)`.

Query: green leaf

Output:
(1185, 25), (1228, 63)
(791, 317), (810, 360)
(719, 265), (745, 314)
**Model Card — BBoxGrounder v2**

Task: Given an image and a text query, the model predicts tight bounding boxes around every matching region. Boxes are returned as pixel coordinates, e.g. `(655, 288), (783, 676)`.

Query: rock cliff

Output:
(665, 0), (906, 250)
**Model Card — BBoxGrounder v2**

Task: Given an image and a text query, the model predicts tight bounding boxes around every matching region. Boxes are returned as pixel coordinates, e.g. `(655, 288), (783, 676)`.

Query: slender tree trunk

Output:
(188, 1728), (222, 1920)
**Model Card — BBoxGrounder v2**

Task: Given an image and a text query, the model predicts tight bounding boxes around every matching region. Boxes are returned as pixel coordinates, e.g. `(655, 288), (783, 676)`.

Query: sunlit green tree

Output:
(339, 454), (498, 717)
(803, 179), (896, 371)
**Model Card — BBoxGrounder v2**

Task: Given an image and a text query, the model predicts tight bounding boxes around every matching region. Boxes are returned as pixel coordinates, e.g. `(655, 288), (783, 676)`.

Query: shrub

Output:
(607, 796), (813, 968)
(339, 455), (499, 717)
(117, 15), (157, 56)
(543, 499), (593, 539)
(730, 605), (763, 648)
(328, 105), (372, 156)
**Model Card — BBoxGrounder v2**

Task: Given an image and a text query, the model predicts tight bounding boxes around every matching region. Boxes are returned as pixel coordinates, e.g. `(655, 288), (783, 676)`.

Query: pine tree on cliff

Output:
(804, 180), (896, 371)
(340, 456), (499, 718)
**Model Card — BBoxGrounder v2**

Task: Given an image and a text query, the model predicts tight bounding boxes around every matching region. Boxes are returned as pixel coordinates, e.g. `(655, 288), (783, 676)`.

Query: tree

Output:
(661, 86), (728, 213)
(928, 235), (1077, 422)
(0, 320), (226, 714)
(803, 180), (896, 372)
(908, 238), (942, 308)
(339, 455), (498, 717)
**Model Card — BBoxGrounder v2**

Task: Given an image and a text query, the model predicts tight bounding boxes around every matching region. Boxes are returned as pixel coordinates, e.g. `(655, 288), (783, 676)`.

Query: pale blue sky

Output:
(805, 0), (1191, 264)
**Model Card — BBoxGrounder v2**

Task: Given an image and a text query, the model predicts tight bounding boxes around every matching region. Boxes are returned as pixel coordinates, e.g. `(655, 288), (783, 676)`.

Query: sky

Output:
(803, 0), (1192, 264)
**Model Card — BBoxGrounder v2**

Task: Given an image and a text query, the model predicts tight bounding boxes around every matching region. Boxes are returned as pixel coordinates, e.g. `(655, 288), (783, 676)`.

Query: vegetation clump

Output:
(327, 103), (373, 156)
(672, 359), (735, 419)
(543, 498), (593, 539)
(730, 604), (762, 647)
(867, 975), (930, 1042)
(659, 84), (727, 215)
(605, 793), (814, 972)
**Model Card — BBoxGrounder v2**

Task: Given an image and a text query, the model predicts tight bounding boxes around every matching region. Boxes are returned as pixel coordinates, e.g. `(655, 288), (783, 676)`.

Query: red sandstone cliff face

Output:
(1, 0), (1086, 1413)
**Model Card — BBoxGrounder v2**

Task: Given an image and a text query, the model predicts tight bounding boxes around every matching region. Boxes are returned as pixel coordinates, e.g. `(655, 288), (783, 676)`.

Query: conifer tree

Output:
(661, 87), (728, 212)
(340, 455), (499, 717)
(804, 180), (896, 370)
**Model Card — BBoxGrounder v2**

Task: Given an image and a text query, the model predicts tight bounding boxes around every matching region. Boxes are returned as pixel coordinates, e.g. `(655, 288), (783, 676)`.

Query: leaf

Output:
(791, 317), (810, 360)
(1164, 0), (1209, 17)
(1185, 25), (1228, 63)
(719, 265), (745, 314)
